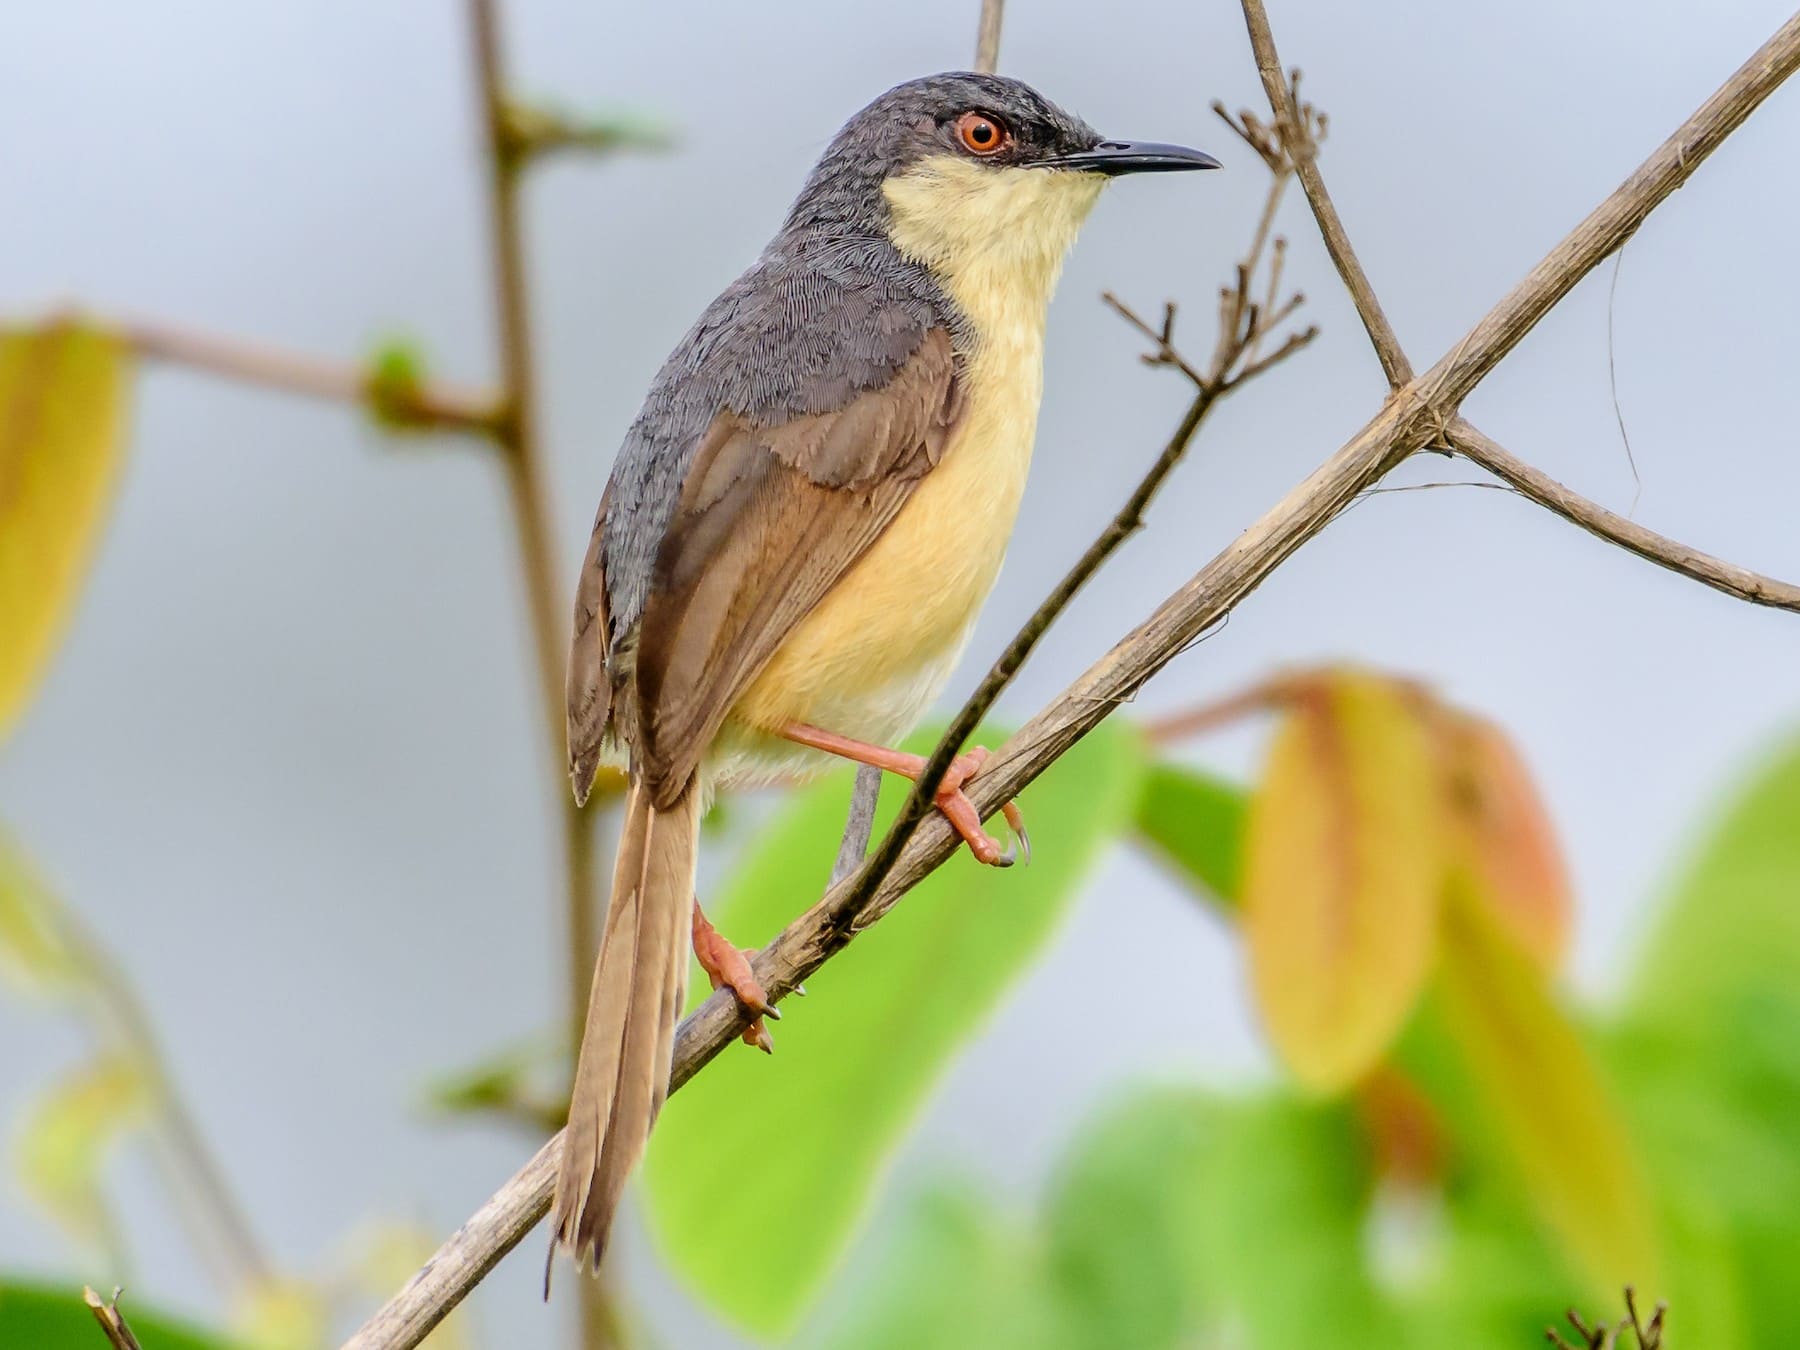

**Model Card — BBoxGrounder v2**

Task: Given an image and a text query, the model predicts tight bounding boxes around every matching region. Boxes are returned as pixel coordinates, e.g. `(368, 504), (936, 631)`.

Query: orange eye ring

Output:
(954, 111), (1009, 156)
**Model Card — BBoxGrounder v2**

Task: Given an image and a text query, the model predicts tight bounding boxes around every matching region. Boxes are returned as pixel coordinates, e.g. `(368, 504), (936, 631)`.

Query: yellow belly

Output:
(725, 330), (1042, 758)
(712, 152), (1101, 782)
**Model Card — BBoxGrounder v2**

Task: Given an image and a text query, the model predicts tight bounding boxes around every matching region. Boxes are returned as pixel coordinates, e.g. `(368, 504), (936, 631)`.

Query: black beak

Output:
(1039, 139), (1222, 175)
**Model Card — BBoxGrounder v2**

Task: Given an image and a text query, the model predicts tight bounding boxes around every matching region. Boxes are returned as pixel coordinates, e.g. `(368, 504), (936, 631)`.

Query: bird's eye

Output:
(954, 111), (1010, 156)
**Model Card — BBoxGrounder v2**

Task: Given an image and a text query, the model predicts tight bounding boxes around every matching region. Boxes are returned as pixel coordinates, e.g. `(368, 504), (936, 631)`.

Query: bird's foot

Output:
(775, 723), (1029, 868)
(926, 746), (1030, 868)
(692, 906), (775, 1053)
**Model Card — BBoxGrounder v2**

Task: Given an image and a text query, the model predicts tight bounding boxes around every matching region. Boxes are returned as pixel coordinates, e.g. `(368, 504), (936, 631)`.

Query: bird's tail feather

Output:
(550, 776), (697, 1271)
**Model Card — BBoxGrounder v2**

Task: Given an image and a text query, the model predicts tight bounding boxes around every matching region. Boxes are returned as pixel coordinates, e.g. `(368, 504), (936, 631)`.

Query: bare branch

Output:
(90, 313), (501, 436)
(973, 0), (1005, 73)
(346, 11), (1800, 1348)
(1239, 1), (1414, 387)
(1446, 418), (1800, 612)
(83, 1288), (144, 1350)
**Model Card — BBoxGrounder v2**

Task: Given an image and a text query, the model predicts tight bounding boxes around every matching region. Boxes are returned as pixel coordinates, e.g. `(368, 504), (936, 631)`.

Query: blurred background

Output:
(3, 0), (1799, 1345)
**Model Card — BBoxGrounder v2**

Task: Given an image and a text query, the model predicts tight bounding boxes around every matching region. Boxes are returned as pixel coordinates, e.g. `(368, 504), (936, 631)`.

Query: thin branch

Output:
(972, 0), (1005, 74)
(83, 1287), (145, 1350)
(469, 2), (614, 1345)
(1140, 672), (1309, 744)
(1239, 3), (1414, 387)
(346, 11), (1800, 1347)
(95, 313), (501, 435)
(1446, 418), (1800, 611)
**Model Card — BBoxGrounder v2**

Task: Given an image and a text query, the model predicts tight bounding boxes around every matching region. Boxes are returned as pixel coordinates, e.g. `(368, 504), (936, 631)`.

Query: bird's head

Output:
(785, 73), (1218, 310)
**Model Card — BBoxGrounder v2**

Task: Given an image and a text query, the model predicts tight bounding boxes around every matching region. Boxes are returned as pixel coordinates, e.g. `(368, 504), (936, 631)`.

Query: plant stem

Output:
(468, 0), (614, 1343)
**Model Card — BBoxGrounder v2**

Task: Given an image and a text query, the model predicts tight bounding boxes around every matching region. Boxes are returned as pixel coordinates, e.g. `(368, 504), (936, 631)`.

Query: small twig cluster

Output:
(1548, 1287), (1667, 1350)
(1103, 75), (1323, 398)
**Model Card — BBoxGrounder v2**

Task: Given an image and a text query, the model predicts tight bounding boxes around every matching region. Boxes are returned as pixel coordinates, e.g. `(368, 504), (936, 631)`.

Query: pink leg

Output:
(776, 723), (1028, 867)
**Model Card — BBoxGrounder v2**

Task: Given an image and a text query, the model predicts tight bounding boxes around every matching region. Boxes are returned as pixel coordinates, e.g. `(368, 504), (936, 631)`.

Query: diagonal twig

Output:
(1445, 418), (1800, 611)
(1240, 3), (1413, 388)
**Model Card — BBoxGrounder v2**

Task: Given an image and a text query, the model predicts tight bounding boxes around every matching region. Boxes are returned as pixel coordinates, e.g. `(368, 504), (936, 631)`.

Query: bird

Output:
(553, 70), (1218, 1271)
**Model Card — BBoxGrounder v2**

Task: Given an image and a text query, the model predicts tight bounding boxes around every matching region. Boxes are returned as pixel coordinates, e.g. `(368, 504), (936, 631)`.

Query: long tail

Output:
(551, 775), (698, 1272)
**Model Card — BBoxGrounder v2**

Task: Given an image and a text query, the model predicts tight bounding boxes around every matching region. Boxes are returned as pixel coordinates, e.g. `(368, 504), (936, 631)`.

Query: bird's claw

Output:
(693, 910), (777, 1052)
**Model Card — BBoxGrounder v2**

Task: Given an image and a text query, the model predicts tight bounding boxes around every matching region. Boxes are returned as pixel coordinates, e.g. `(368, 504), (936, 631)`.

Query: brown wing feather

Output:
(566, 488), (614, 804)
(632, 328), (963, 803)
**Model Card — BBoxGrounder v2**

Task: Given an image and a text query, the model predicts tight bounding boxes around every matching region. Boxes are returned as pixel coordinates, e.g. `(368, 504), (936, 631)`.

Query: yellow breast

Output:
(725, 156), (1105, 759)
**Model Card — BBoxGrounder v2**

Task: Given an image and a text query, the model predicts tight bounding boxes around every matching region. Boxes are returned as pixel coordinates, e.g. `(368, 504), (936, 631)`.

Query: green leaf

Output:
(0, 323), (131, 742)
(1604, 736), (1800, 1346)
(818, 1187), (1053, 1350)
(1041, 1089), (1221, 1348)
(1190, 1097), (1397, 1346)
(1133, 759), (1246, 908)
(0, 1281), (233, 1350)
(425, 1030), (567, 1133)
(14, 1054), (151, 1246)
(0, 830), (84, 996)
(645, 722), (1143, 1336)
(1243, 670), (1443, 1091)
(1628, 731), (1800, 1038)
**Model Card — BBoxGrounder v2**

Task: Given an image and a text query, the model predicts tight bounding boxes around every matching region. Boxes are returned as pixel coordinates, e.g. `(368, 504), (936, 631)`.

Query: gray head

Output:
(783, 72), (1219, 240)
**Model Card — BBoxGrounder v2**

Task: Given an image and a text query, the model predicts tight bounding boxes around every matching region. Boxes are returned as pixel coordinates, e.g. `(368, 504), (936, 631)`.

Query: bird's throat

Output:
(881, 155), (1105, 344)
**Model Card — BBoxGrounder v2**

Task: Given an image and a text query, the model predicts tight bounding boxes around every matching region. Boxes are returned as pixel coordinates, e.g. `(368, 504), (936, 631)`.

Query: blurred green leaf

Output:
(0, 1281), (232, 1350)
(426, 1030), (567, 1133)
(1132, 759), (1246, 908)
(0, 322), (130, 742)
(1191, 1096), (1397, 1346)
(1433, 883), (1660, 1298)
(819, 1186), (1053, 1350)
(0, 830), (84, 996)
(1604, 735), (1800, 1347)
(1041, 1089), (1220, 1348)
(1628, 732), (1800, 1040)
(1244, 670), (1442, 1092)
(14, 1054), (150, 1246)
(645, 722), (1143, 1336)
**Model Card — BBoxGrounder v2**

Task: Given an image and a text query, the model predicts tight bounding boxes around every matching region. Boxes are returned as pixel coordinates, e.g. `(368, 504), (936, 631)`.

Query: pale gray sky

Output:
(3, 1), (1798, 1345)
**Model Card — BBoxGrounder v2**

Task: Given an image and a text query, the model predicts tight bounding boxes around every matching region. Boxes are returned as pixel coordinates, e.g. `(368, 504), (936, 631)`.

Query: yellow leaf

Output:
(1437, 883), (1661, 1294)
(0, 322), (131, 741)
(229, 1280), (329, 1350)
(0, 830), (84, 995)
(1442, 714), (1571, 970)
(14, 1054), (150, 1245)
(1244, 670), (1442, 1091)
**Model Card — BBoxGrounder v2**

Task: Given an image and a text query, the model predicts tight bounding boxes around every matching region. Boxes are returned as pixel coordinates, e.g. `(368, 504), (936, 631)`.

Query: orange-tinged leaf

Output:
(1437, 882), (1661, 1295)
(1442, 714), (1571, 970)
(1244, 671), (1442, 1092)
(0, 323), (131, 741)
(1354, 1066), (1444, 1190)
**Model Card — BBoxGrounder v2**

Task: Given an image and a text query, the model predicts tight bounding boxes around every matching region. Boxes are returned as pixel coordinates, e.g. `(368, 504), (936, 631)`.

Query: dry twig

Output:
(83, 1287), (145, 1350)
